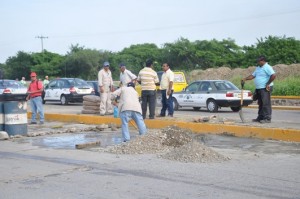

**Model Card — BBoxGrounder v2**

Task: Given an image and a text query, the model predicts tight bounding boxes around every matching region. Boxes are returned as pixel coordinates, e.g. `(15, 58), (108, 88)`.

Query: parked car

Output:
(42, 78), (94, 105)
(172, 80), (253, 112)
(0, 79), (27, 101)
(86, 80), (119, 97)
(86, 81), (100, 96)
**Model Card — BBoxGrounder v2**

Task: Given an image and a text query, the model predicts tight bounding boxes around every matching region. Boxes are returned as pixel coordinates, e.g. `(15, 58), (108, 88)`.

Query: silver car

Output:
(172, 80), (253, 112)
(0, 79), (27, 101)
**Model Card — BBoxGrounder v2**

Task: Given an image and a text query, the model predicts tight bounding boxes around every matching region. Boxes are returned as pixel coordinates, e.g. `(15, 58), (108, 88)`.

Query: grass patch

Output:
(230, 76), (300, 96)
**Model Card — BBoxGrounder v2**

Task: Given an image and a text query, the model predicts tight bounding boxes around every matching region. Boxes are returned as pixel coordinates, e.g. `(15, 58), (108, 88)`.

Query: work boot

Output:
(260, 119), (271, 124)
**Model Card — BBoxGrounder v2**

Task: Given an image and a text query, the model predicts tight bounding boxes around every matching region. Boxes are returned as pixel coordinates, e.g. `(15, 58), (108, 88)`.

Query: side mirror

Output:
(208, 87), (212, 91)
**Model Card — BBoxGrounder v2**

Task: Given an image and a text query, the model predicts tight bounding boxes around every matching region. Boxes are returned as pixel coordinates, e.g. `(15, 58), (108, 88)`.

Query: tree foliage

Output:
(4, 51), (33, 80)
(1, 35), (299, 81)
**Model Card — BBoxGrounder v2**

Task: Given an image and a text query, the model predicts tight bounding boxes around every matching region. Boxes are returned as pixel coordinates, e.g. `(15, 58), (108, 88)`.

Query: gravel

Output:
(106, 126), (229, 163)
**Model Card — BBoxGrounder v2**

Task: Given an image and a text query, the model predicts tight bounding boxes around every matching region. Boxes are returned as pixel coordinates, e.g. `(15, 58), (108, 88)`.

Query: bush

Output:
(230, 76), (300, 96)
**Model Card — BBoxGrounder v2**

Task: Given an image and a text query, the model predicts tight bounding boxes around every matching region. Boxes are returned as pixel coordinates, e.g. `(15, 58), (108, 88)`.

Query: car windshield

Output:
(214, 81), (239, 90)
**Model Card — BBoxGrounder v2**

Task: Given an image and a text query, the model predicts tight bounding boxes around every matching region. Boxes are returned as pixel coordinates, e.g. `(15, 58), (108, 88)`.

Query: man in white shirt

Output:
(158, 63), (174, 117)
(111, 82), (147, 142)
(98, 61), (114, 116)
(119, 63), (137, 87)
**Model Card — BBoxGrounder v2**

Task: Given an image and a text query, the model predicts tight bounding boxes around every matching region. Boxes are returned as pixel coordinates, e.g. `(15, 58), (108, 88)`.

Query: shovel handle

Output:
(240, 81), (244, 106)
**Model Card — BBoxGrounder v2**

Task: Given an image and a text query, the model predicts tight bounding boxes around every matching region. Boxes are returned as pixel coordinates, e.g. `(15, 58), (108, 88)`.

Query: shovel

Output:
(239, 81), (245, 123)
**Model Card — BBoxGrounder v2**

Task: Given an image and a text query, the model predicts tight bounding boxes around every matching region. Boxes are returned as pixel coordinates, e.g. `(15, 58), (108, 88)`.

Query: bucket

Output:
(0, 102), (3, 131)
(4, 101), (28, 136)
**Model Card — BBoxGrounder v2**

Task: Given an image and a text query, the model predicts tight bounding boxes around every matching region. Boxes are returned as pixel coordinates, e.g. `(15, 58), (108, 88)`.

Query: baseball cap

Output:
(119, 63), (125, 67)
(30, 72), (37, 77)
(103, 61), (110, 67)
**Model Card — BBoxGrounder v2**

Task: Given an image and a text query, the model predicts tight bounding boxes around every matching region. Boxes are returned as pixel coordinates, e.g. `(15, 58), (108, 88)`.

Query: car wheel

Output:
(193, 107), (201, 111)
(230, 107), (240, 112)
(173, 97), (179, 111)
(207, 99), (218, 112)
(60, 95), (68, 105)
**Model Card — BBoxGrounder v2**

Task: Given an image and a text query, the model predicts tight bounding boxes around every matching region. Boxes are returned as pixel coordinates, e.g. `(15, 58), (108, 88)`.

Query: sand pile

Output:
(107, 126), (228, 163)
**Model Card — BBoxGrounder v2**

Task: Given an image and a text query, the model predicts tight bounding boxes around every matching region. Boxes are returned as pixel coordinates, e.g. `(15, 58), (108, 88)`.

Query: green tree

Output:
(242, 36), (300, 66)
(31, 51), (64, 79)
(4, 51), (33, 80)
(114, 43), (162, 74)
(64, 45), (112, 80)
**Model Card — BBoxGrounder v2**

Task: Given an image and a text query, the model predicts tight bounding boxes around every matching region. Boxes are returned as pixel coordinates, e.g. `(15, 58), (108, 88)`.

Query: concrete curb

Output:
(28, 112), (300, 143)
(246, 105), (300, 111)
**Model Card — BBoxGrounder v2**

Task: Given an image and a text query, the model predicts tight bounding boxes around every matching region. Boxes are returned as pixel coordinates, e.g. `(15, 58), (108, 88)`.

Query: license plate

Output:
(77, 89), (90, 94)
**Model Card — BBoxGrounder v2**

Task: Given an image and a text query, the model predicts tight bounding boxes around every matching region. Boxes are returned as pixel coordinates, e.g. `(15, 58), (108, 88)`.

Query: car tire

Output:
(230, 106), (240, 112)
(173, 97), (179, 111)
(193, 107), (201, 111)
(207, 99), (218, 112)
(60, 95), (68, 105)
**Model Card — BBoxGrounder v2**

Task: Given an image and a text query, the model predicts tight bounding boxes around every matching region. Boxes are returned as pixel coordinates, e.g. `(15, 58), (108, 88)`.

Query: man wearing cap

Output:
(26, 72), (45, 124)
(119, 63), (137, 87)
(111, 82), (147, 142)
(242, 56), (276, 123)
(137, 59), (159, 119)
(98, 61), (114, 116)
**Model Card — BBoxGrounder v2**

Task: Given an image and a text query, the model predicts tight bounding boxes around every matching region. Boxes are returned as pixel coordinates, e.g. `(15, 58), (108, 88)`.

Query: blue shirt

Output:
(252, 63), (275, 89)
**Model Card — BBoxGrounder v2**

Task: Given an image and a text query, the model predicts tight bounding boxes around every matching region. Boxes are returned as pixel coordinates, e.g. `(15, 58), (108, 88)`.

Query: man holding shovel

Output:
(242, 56), (276, 123)
(111, 82), (147, 142)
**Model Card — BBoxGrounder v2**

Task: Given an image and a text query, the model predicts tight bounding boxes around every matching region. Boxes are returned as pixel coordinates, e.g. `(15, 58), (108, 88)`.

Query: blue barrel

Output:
(0, 102), (3, 131)
(4, 101), (28, 136)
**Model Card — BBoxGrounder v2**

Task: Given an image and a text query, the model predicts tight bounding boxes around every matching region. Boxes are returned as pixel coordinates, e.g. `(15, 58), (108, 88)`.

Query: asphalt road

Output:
(1, 124), (300, 199)
(41, 102), (300, 129)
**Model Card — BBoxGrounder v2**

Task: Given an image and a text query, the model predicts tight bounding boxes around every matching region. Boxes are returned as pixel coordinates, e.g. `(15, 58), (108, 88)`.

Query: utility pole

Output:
(35, 35), (48, 52)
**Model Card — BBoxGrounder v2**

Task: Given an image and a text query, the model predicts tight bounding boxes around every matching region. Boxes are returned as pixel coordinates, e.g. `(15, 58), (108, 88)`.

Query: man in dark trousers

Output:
(242, 56), (276, 123)
(137, 59), (159, 119)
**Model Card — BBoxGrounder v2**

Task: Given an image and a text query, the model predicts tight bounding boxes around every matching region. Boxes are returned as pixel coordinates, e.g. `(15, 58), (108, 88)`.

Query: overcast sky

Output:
(1, 0), (300, 63)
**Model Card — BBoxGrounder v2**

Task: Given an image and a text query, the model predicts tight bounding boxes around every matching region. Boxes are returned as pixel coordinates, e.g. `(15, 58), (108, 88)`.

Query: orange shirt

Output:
(28, 80), (43, 98)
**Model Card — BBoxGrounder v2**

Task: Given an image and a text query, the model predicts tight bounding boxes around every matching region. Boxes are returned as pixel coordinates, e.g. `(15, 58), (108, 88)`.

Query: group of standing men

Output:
(98, 59), (175, 142)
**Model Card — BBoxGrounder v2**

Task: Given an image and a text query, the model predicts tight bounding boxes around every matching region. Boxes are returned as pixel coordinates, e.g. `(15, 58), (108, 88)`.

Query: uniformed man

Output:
(98, 61), (114, 116)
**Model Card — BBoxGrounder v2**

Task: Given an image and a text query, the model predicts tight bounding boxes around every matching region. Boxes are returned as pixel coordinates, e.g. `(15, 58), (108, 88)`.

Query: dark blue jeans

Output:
(256, 86), (273, 120)
(160, 90), (174, 116)
(141, 90), (156, 119)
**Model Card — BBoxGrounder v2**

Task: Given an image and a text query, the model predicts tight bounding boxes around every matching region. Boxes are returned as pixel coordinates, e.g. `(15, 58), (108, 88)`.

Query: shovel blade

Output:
(239, 108), (245, 123)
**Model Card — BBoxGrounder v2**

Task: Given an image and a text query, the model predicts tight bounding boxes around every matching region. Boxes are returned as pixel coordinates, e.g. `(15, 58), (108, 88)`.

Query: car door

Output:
(44, 80), (57, 100)
(197, 81), (214, 106)
(54, 80), (67, 100)
(178, 82), (201, 107)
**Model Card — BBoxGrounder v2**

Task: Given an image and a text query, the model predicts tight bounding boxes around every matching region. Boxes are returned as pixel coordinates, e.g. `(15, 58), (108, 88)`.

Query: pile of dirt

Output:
(160, 140), (228, 163)
(106, 126), (228, 163)
(189, 64), (300, 82)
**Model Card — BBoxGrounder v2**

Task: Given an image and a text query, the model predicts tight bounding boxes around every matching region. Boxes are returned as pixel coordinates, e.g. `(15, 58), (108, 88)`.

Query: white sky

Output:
(1, 0), (300, 63)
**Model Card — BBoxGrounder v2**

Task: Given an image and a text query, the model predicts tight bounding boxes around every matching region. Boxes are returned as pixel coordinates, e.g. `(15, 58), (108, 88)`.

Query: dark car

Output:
(0, 79), (27, 101)
(172, 80), (253, 112)
(86, 81), (100, 96)
(86, 80), (119, 97)
(42, 78), (94, 105)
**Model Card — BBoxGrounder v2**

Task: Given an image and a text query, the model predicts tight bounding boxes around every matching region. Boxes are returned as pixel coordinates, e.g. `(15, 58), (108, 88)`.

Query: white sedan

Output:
(172, 80), (253, 112)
